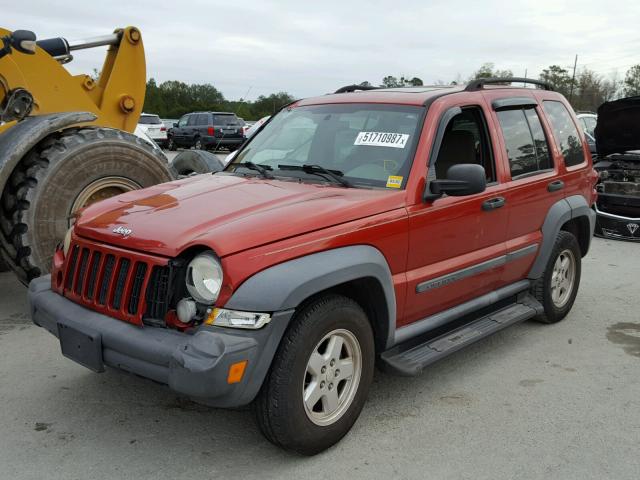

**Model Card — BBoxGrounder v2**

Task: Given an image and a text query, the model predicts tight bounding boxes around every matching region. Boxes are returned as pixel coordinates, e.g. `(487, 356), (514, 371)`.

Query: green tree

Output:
(572, 68), (605, 112)
(380, 76), (424, 87)
(381, 76), (400, 88)
(539, 65), (572, 97)
(471, 63), (513, 82)
(249, 92), (296, 118)
(623, 65), (640, 97)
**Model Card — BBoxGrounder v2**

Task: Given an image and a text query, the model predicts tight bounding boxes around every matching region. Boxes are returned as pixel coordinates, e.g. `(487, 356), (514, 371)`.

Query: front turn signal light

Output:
(227, 360), (248, 384)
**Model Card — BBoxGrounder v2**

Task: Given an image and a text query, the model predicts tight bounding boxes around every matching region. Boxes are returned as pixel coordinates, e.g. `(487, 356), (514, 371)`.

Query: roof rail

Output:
(465, 77), (554, 92)
(334, 84), (380, 94)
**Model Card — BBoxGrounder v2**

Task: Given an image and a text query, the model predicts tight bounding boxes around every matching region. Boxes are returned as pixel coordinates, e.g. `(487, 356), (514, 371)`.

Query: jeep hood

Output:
(595, 96), (640, 156)
(74, 173), (405, 258)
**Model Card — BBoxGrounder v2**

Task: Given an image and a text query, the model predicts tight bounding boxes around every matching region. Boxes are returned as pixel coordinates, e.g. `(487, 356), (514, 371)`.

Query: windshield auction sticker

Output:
(386, 175), (403, 188)
(354, 132), (410, 148)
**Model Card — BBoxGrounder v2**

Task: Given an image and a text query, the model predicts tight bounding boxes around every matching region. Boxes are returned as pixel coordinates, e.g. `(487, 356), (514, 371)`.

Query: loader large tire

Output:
(0, 127), (174, 285)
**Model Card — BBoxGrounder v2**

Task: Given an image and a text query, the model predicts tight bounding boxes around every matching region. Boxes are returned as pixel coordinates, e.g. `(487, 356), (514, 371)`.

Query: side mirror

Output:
(425, 164), (486, 200)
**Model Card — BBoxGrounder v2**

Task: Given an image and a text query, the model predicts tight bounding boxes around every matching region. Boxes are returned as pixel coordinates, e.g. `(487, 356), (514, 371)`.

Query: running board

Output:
(380, 293), (543, 376)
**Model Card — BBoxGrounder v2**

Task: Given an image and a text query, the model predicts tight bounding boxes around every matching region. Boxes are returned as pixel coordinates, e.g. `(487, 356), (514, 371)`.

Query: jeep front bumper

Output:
(29, 276), (292, 407)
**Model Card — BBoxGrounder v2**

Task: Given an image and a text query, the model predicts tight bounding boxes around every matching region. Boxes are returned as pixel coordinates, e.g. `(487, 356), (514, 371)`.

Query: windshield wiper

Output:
(278, 164), (352, 188)
(236, 161), (274, 179)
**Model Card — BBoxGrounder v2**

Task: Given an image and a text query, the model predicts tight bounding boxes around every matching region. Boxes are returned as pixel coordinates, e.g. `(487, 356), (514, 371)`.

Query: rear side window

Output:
(497, 108), (553, 178)
(195, 113), (209, 125)
(542, 101), (584, 167)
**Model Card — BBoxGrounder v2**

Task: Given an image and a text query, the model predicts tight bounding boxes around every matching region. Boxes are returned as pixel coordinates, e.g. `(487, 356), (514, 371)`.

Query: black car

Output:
(593, 97), (640, 241)
(167, 112), (245, 151)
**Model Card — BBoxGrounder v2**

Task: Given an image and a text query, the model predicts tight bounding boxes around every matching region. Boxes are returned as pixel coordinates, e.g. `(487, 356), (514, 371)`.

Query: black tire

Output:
(167, 137), (177, 151)
(0, 127), (174, 284)
(531, 230), (582, 324)
(254, 294), (374, 455)
(193, 137), (203, 150)
(170, 150), (225, 176)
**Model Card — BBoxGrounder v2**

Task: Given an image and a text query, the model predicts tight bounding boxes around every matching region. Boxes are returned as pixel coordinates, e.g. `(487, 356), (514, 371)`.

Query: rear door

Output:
(483, 92), (564, 285)
(403, 98), (509, 327)
(541, 99), (593, 203)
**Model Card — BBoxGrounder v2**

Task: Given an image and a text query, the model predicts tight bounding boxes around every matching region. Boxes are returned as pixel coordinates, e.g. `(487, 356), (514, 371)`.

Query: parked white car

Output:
(245, 115), (270, 139)
(137, 113), (168, 147)
(576, 112), (597, 153)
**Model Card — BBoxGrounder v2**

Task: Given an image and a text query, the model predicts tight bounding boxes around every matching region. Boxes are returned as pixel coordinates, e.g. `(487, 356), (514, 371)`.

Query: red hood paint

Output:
(74, 173), (405, 258)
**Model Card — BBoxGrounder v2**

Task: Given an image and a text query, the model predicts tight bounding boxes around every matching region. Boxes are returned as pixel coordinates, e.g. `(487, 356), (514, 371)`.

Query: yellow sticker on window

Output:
(386, 175), (403, 188)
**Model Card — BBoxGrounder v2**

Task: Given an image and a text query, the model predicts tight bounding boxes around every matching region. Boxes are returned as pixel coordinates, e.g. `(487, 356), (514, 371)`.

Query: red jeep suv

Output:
(29, 78), (597, 455)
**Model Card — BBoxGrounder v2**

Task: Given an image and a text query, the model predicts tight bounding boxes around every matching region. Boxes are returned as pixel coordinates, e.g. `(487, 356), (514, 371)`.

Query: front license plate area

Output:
(57, 323), (104, 372)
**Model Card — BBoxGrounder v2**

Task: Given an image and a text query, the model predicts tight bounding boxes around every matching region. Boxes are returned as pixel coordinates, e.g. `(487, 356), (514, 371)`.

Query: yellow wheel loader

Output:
(0, 26), (174, 284)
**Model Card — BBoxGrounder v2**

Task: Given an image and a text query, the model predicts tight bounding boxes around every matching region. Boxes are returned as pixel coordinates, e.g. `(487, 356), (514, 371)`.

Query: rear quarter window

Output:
(542, 101), (585, 167)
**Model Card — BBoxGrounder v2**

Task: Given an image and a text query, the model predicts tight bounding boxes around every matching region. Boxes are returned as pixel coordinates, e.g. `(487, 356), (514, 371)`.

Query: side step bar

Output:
(380, 293), (543, 376)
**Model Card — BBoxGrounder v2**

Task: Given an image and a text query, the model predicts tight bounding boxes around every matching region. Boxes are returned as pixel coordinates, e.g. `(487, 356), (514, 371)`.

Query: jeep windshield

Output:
(227, 103), (424, 189)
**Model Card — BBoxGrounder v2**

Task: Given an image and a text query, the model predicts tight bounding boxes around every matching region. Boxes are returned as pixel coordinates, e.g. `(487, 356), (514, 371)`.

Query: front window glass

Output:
(178, 115), (189, 128)
(228, 104), (423, 189)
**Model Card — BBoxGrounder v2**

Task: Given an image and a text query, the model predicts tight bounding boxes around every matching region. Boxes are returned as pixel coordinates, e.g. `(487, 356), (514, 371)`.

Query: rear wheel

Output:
(254, 294), (374, 455)
(0, 127), (174, 284)
(193, 138), (203, 150)
(167, 137), (177, 151)
(531, 230), (582, 324)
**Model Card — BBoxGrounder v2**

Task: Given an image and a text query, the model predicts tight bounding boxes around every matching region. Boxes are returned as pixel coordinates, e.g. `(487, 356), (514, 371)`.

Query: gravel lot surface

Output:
(0, 238), (638, 480)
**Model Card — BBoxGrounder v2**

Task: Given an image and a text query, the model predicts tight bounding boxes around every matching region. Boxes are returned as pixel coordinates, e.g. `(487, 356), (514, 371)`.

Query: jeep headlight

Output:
(62, 226), (73, 257)
(185, 251), (223, 305)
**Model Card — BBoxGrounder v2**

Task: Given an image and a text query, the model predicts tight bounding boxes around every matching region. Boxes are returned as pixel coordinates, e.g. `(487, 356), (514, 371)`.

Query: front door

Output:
(403, 100), (509, 327)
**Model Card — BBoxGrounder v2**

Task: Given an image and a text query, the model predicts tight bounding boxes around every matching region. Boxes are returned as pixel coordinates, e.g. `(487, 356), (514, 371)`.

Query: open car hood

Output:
(595, 96), (640, 157)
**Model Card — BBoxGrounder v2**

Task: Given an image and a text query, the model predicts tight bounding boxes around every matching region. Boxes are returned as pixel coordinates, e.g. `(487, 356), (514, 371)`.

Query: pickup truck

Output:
(29, 78), (597, 455)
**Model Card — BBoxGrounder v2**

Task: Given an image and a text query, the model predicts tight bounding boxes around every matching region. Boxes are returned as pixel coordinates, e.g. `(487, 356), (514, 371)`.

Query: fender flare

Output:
(0, 111), (97, 195)
(528, 194), (596, 279)
(225, 245), (397, 348)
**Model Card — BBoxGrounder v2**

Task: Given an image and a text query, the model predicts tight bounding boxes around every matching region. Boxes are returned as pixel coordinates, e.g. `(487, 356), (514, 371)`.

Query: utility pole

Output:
(569, 54), (578, 102)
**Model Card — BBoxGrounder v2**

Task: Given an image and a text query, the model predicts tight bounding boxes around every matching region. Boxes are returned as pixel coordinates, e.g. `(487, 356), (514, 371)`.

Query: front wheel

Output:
(254, 294), (374, 455)
(531, 230), (582, 323)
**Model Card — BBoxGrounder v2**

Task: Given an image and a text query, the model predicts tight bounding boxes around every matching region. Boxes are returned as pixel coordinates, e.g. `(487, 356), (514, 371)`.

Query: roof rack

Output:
(334, 84), (380, 94)
(465, 77), (554, 92)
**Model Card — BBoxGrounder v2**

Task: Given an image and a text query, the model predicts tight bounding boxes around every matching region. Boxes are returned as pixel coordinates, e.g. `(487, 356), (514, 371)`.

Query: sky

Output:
(8, 0), (640, 101)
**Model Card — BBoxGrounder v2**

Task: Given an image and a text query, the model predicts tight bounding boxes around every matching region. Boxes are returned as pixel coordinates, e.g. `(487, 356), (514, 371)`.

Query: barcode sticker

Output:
(354, 132), (410, 148)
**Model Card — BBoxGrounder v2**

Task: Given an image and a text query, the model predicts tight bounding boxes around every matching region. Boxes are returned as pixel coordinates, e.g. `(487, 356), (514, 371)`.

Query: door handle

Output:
(547, 180), (564, 192)
(482, 197), (505, 211)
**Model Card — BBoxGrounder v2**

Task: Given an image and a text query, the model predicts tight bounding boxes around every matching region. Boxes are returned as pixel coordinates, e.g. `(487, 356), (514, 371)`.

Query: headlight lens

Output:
(62, 227), (73, 257)
(206, 308), (271, 329)
(185, 251), (223, 304)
